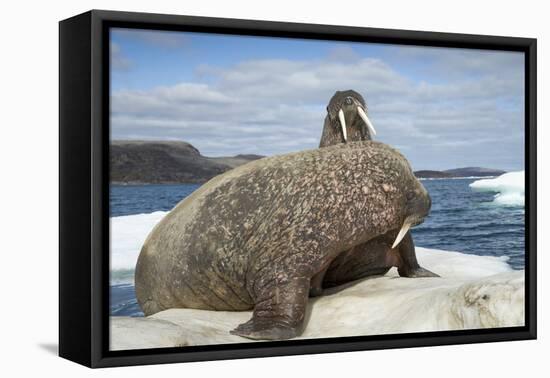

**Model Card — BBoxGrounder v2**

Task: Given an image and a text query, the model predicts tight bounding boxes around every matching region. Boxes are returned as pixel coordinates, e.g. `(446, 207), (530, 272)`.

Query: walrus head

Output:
(320, 90), (376, 147)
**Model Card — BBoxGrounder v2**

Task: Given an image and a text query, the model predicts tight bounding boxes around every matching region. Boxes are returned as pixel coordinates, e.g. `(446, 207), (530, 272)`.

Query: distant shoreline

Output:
(418, 175), (497, 181)
(110, 140), (508, 185)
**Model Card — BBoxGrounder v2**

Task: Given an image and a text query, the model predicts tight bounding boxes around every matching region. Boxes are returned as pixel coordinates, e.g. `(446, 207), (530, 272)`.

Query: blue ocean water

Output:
(110, 183), (202, 217)
(109, 178), (525, 316)
(413, 179), (524, 269)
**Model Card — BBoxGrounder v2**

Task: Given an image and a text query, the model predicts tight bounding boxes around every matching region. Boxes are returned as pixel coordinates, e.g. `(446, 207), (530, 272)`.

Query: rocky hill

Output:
(110, 140), (263, 184)
(413, 170), (453, 179)
(443, 167), (507, 177)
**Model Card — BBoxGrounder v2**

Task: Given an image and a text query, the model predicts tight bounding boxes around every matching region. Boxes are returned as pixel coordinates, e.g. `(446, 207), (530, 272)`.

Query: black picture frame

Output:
(59, 9), (537, 368)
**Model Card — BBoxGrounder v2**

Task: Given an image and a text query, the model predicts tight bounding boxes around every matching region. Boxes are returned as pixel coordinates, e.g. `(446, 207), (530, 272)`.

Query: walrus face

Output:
(326, 90), (377, 144)
(391, 176), (431, 248)
(331, 142), (431, 249)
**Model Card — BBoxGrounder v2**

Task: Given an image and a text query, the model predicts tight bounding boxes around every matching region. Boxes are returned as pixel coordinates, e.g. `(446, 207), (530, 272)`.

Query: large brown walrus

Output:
(135, 141), (435, 340)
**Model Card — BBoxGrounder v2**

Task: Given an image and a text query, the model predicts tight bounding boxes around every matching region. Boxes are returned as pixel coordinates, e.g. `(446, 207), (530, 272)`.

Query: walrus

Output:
(319, 90), (377, 147)
(314, 90), (438, 296)
(135, 141), (434, 340)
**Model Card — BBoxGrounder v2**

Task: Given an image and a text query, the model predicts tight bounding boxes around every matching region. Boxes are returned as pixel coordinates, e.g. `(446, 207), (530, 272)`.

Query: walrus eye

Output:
(406, 191), (416, 201)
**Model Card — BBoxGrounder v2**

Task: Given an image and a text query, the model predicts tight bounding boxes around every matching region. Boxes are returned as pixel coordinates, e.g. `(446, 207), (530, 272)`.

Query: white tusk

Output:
(338, 108), (347, 142)
(357, 106), (377, 136)
(392, 220), (412, 249)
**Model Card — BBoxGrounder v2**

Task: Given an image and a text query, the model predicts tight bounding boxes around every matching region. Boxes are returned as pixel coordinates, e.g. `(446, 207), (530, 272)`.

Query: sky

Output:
(110, 28), (525, 171)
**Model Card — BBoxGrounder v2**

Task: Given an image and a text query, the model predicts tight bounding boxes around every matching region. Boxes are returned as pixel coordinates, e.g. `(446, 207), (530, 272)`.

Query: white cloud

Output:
(111, 48), (525, 170)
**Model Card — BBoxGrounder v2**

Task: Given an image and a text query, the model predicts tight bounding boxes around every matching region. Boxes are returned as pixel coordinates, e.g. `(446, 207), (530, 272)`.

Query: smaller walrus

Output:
(136, 141), (434, 341)
(320, 90), (377, 147)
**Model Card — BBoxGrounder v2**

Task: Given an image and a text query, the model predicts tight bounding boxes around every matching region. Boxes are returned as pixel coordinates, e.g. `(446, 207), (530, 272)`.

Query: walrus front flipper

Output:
(395, 232), (439, 278)
(230, 277), (309, 340)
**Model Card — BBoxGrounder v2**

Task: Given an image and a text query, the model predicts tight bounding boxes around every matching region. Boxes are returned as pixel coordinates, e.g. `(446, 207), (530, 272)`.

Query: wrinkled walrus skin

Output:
(135, 141), (432, 340)
(314, 90), (438, 296)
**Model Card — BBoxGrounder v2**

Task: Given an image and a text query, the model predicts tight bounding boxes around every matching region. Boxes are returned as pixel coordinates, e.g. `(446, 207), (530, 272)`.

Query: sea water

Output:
(109, 176), (525, 316)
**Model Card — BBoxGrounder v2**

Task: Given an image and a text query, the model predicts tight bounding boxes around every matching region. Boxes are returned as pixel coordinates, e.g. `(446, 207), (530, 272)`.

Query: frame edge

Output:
(59, 11), (94, 368)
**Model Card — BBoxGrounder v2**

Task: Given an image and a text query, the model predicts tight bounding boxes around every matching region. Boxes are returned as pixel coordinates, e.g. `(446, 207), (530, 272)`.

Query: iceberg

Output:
(469, 171), (525, 206)
(110, 211), (167, 282)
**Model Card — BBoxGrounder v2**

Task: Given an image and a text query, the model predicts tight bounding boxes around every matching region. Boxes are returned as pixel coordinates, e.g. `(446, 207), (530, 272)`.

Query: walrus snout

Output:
(392, 185), (431, 249)
(338, 100), (376, 140)
(407, 185), (431, 222)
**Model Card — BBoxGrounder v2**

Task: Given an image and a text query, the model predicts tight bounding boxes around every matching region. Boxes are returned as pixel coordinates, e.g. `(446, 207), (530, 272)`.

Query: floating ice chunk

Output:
(110, 211), (168, 274)
(469, 171), (524, 206)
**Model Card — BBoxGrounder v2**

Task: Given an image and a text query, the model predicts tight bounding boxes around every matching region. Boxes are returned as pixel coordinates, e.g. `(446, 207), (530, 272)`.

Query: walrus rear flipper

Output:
(230, 276), (310, 340)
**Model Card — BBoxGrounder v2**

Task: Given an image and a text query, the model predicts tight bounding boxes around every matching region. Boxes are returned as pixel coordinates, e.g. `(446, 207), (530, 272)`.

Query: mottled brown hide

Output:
(135, 141), (432, 340)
